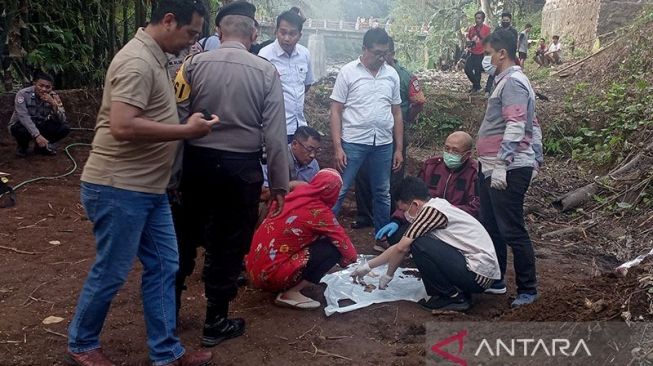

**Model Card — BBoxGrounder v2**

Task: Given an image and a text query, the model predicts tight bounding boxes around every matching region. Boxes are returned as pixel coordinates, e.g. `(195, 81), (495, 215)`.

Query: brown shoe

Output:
(64, 349), (116, 366)
(161, 349), (213, 366)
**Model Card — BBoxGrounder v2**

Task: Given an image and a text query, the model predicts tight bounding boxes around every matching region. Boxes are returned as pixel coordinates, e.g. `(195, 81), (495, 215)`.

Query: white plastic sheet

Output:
(320, 256), (428, 316)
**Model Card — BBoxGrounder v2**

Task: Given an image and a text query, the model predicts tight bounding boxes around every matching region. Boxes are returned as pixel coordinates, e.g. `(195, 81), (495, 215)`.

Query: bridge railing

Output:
(258, 18), (428, 34)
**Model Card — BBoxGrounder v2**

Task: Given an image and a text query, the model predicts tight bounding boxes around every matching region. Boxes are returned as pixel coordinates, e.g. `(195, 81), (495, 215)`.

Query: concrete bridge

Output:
(258, 19), (427, 80)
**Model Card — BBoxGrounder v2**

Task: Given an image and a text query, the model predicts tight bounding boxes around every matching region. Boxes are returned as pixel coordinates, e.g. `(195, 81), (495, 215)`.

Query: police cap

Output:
(215, 1), (258, 27)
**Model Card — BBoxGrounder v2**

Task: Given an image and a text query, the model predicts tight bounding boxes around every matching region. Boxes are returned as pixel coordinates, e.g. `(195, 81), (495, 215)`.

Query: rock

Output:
(42, 316), (64, 324)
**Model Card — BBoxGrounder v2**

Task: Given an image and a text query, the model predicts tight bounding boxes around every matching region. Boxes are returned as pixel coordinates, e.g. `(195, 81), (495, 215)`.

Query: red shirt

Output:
(467, 24), (492, 55)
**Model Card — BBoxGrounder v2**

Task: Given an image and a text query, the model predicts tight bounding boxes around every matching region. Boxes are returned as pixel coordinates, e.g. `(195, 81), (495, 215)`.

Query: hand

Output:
(35, 135), (49, 148)
(392, 150), (403, 172)
(350, 262), (371, 284)
(51, 94), (63, 109)
(40, 92), (57, 107)
(334, 145), (347, 173)
(375, 222), (399, 241)
(259, 187), (271, 202)
(490, 165), (507, 190)
(185, 112), (219, 138)
(269, 191), (285, 217)
(379, 274), (393, 289)
(530, 169), (538, 183)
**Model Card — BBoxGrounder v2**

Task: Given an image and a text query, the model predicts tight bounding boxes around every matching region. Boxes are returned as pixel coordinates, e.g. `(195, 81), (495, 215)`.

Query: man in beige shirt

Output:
(173, 0), (288, 348)
(66, 1), (217, 366)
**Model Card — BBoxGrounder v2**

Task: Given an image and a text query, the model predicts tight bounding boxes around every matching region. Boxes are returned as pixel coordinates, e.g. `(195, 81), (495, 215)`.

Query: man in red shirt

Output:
(465, 11), (491, 93)
(374, 131), (480, 252)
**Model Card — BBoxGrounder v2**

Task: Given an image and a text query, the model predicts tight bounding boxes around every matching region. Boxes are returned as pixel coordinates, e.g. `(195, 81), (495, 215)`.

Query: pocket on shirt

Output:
(295, 64), (308, 83)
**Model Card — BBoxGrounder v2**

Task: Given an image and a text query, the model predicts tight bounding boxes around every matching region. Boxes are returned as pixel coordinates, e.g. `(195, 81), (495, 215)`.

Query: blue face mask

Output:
(443, 151), (464, 170)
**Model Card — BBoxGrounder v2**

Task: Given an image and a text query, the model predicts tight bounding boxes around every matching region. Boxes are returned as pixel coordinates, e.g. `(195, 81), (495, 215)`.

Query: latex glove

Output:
(375, 222), (399, 241)
(350, 262), (371, 284)
(530, 169), (538, 183)
(379, 274), (393, 289)
(490, 165), (508, 190)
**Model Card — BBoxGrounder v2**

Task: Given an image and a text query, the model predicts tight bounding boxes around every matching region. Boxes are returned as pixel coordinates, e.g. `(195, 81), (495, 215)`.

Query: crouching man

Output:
(8, 71), (70, 157)
(351, 176), (500, 312)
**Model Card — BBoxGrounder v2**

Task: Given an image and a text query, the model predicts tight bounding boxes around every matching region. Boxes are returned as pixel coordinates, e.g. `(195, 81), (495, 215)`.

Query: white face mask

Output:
(403, 202), (418, 223)
(482, 55), (496, 75)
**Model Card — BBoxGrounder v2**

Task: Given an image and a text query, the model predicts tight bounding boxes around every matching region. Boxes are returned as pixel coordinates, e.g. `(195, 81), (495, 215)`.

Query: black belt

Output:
(185, 144), (262, 160)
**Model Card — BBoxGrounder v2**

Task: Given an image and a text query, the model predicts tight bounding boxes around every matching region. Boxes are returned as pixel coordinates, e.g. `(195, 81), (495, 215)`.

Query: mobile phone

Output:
(200, 109), (212, 120)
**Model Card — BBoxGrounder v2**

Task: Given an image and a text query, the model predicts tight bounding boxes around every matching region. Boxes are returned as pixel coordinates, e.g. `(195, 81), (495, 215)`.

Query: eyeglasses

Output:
(295, 140), (321, 154)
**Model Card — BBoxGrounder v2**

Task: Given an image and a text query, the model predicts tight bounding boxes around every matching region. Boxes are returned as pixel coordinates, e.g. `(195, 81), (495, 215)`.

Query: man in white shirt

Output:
(259, 9), (314, 142)
(544, 35), (562, 65)
(330, 28), (404, 234)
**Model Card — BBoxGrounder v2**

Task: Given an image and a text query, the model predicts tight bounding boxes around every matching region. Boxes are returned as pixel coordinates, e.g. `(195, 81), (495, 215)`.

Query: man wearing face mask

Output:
(477, 28), (543, 308)
(259, 9), (314, 143)
(351, 176), (500, 312)
(374, 131), (480, 250)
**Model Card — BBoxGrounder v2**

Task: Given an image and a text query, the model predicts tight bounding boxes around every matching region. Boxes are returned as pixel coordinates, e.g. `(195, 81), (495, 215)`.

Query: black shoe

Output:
(418, 293), (471, 312)
(236, 272), (248, 287)
(15, 145), (28, 157)
(201, 317), (245, 347)
(350, 221), (372, 229)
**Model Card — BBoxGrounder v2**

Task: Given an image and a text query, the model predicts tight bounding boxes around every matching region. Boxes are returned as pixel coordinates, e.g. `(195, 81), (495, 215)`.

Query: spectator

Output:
(352, 36), (426, 231)
(544, 35), (562, 65)
(518, 23), (533, 65)
(534, 38), (547, 66)
(9, 71), (70, 157)
(330, 28), (404, 234)
(259, 9), (314, 142)
(464, 11), (492, 93)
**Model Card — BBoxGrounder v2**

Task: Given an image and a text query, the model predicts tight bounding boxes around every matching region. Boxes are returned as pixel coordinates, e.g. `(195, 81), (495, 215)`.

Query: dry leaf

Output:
(42, 316), (64, 325)
(49, 240), (61, 245)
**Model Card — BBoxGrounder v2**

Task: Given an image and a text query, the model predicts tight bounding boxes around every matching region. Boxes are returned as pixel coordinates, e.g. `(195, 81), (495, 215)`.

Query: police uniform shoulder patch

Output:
(174, 62), (192, 103)
(16, 95), (24, 104)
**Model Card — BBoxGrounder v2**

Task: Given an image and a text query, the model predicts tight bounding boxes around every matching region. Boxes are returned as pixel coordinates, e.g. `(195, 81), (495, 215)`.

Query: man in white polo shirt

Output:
(330, 28), (404, 234)
(259, 9), (314, 143)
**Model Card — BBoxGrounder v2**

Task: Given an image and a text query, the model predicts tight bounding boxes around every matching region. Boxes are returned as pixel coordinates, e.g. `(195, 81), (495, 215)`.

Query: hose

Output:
(13, 143), (92, 191)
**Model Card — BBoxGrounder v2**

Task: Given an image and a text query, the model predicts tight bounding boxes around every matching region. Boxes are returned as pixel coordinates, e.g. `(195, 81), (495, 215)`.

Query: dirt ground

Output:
(1, 69), (652, 365)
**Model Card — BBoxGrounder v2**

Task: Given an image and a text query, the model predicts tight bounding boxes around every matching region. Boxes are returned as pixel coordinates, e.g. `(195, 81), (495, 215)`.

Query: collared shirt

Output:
(9, 86), (68, 137)
(81, 28), (179, 194)
(259, 40), (314, 136)
(548, 42), (561, 53)
(518, 30), (529, 53)
(262, 144), (319, 187)
(476, 65), (543, 175)
(176, 41), (289, 193)
(330, 58), (401, 146)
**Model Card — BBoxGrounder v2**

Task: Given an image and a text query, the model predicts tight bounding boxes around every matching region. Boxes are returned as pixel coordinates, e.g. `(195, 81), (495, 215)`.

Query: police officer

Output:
(8, 71), (70, 157)
(174, 0), (288, 347)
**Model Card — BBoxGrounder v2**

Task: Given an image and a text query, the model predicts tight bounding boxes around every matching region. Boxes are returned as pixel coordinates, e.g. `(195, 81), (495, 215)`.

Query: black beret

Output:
(215, 1), (258, 27)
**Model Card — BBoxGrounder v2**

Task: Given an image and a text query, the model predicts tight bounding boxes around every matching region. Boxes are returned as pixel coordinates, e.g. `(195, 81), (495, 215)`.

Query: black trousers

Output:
(176, 145), (263, 319)
(410, 236), (485, 297)
(478, 167), (537, 294)
(10, 120), (70, 148)
(464, 53), (484, 90)
(354, 135), (407, 225)
(302, 237), (342, 284)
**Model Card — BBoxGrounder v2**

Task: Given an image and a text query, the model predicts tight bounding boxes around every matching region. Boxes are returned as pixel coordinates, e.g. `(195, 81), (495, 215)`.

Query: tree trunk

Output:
(135, 0), (146, 30)
(123, 0), (129, 46)
(109, 0), (116, 57)
(480, 0), (492, 23)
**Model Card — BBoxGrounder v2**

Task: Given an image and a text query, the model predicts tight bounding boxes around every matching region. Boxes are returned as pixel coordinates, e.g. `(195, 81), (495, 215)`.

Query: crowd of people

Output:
(7, 1), (544, 365)
(464, 10), (563, 95)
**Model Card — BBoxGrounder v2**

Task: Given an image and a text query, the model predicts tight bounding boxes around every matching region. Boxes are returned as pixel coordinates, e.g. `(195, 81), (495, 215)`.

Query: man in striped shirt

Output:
(351, 177), (500, 312)
(476, 28), (543, 308)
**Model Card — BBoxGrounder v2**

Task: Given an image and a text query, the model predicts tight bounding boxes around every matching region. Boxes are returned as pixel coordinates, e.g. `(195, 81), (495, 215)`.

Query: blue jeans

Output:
(333, 141), (393, 232)
(68, 182), (184, 365)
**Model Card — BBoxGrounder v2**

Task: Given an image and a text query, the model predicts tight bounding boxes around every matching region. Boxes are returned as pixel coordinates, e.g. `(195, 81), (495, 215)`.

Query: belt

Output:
(185, 144), (262, 160)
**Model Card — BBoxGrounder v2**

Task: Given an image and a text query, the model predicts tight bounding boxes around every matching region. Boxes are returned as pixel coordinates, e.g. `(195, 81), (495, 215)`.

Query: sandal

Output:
(274, 293), (321, 310)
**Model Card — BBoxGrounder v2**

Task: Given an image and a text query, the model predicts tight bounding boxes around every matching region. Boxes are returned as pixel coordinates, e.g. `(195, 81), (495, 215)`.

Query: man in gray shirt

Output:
(518, 23), (532, 65)
(173, 0), (288, 348)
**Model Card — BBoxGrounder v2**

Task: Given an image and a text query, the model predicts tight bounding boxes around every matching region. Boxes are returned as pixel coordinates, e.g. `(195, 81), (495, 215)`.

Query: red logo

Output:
(431, 329), (468, 366)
